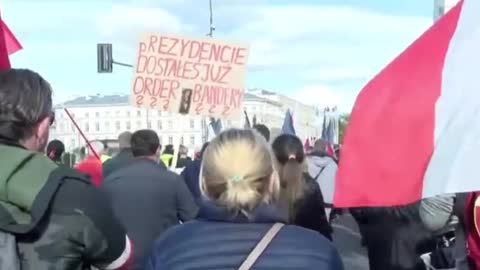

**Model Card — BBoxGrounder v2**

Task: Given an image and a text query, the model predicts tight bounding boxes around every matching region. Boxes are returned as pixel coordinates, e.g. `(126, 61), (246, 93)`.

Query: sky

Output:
(3, 0), (434, 112)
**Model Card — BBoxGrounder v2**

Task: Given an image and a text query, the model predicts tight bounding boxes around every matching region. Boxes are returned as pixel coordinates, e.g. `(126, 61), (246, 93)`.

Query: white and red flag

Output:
(335, 0), (480, 207)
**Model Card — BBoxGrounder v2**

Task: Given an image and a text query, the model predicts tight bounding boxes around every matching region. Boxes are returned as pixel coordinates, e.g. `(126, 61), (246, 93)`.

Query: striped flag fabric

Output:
(0, 13), (22, 70)
(281, 109), (296, 135)
(335, 0), (479, 207)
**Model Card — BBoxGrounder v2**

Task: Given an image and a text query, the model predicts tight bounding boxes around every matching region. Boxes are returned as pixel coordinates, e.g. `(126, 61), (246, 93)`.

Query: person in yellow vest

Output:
(101, 154), (112, 163)
(160, 144), (174, 167)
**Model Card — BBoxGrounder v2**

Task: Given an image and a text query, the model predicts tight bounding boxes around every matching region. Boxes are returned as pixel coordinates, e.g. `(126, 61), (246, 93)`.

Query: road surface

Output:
(332, 214), (369, 269)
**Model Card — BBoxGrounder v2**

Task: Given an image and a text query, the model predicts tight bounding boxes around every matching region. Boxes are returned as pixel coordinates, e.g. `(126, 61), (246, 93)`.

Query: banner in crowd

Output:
(130, 33), (249, 118)
(335, 0), (479, 207)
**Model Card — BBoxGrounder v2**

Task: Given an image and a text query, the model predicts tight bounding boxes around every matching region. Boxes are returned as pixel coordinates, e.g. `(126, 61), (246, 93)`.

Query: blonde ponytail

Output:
(200, 129), (276, 214)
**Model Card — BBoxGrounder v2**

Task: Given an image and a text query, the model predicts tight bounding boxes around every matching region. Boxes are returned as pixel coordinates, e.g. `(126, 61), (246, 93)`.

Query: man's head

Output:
(179, 145), (188, 155)
(0, 69), (54, 152)
(118, 131), (132, 150)
(313, 138), (328, 153)
(88, 140), (106, 157)
(131, 129), (160, 159)
(253, 124), (270, 142)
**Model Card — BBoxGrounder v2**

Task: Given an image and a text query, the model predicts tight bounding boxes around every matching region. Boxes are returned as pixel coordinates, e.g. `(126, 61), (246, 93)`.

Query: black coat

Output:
(293, 177), (333, 240)
(101, 158), (198, 270)
(145, 202), (344, 270)
(356, 203), (432, 270)
(102, 149), (134, 178)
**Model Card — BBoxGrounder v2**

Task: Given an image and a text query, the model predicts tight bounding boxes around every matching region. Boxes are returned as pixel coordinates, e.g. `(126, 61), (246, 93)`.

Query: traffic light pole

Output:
(112, 60), (133, 68)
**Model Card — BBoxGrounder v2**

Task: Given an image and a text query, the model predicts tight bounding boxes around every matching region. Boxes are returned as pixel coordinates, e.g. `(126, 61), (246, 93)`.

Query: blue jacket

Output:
(145, 202), (344, 270)
(180, 159), (202, 205)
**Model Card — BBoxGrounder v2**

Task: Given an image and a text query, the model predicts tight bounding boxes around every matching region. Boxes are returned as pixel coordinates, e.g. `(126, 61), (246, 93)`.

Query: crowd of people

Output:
(2, 68), (480, 270)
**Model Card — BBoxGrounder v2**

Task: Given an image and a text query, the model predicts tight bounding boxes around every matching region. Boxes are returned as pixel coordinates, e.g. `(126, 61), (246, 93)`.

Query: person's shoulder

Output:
(281, 225), (334, 248)
(151, 221), (202, 252)
(51, 169), (112, 218)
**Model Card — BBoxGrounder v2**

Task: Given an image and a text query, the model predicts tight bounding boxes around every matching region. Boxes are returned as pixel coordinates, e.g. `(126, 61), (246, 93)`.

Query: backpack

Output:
(0, 231), (20, 270)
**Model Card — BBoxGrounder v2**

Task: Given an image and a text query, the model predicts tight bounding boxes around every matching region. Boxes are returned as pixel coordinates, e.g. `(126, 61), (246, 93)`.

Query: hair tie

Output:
(230, 175), (244, 183)
(288, 154), (296, 160)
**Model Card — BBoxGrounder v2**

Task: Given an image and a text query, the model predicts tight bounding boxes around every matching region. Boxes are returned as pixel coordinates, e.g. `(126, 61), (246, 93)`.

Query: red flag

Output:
(2, 20), (21, 55)
(334, 1), (469, 207)
(0, 14), (22, 70)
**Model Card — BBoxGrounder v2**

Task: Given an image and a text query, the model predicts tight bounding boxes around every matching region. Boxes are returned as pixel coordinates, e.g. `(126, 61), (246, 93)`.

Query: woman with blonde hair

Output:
(272, 134), (333, 240)
(145, 129), (343, 270)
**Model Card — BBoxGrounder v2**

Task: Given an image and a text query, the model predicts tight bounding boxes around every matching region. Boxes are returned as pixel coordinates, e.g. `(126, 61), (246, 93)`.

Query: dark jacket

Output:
(102, 158), (198, 270)
(176, 155), (192, 168)
(145, 202), (344, 270)
(0, 144), (130, 270)
(358, 203), (432, 270)
(180, 159), (202, 204)
(293, 176), (333, 240)
(103, 148), (134, 178)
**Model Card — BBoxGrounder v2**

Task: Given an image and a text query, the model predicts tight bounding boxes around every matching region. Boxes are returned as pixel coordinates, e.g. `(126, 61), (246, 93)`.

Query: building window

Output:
(157, 111), (162, 116)
(59, 123), (64, 132)
(159, 136), (163, 145)
(190, 135), (195, 146)
(168, 136), (173, 144)
(95, 112), (100, 117)
(85, 123), (90, 132)
(115, 121), (121, 131)
(168, 120), (173, 129)
(136, 120), (142, 129)
(71, 124), (75, 132)
(95, 122), (100, 132)
(157, 120), (162, 130)
(137, 110), (141, 117)
(85, 112), (89, 118)
(190, 119), (195, 129)
(147, 121), (152, 129)
(126, 121), (131, 130)
(116, 111), (120, 116)
(127, 111), (131, 117)
(180, 136), (184, 145)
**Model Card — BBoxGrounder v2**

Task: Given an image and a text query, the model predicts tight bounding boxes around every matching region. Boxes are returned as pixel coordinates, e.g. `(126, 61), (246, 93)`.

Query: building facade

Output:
(51, 91), (321, 152)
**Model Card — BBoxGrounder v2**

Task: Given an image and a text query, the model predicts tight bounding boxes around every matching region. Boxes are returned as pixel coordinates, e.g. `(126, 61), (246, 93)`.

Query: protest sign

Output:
(130, 34), (249, 118)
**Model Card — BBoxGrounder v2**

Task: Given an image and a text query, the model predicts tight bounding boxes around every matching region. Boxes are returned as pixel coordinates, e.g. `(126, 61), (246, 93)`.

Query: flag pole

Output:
(63, 107), (100, 160)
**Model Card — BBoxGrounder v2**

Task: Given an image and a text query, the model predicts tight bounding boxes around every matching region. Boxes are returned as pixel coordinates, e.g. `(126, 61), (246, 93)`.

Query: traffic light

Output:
(97, 43), (113, 73)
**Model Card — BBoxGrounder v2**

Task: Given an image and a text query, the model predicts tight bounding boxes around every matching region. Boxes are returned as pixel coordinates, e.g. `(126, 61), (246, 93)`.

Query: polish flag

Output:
(334, 0), (480, 207)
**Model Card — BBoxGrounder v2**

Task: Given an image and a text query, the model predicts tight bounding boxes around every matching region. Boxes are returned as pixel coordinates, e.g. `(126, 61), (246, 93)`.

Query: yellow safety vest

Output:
(100, 154), (112, 163)
(160, 154), (174, 167)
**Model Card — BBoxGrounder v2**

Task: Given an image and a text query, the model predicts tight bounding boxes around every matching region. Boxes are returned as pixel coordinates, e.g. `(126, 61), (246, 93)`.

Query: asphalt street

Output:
(332, 214), (369, 270)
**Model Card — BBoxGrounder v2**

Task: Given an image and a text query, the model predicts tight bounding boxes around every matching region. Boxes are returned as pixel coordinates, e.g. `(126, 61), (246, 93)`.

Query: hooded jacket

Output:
(306, 152), (338, 206)
(0, 144), (131, 270)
